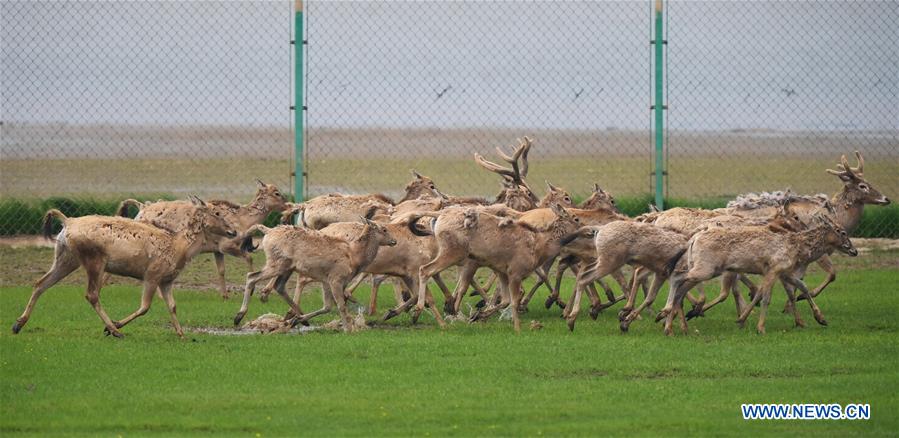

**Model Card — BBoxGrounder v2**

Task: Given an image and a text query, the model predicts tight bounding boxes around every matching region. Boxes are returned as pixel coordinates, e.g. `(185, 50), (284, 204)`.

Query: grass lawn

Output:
(1, 247), (897, 436)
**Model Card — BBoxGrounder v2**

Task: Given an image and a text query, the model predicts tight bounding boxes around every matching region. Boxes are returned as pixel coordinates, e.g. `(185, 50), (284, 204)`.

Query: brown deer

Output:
(117, 180), (288, 299)
(415, 203), (581, 332)
(562, 220), (691, 331)
(662, 213), (857, 335)
(233, 218), (397, 332)
(726, 151), (889, 303)
(12, 196), (237, 338)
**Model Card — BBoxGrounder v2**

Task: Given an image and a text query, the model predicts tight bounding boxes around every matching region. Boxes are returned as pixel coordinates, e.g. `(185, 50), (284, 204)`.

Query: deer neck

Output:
(238, 198), (273, 229)
(790, 227), (830, 265)
(831, 189), (864, 234)
(172, 227), (208, 268)
(348, 232), (381, 271)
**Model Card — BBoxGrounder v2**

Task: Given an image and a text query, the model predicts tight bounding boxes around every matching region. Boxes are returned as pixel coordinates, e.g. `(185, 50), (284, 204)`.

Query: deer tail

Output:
(41, 209), (68, 241)
(115, 199), (144, 218)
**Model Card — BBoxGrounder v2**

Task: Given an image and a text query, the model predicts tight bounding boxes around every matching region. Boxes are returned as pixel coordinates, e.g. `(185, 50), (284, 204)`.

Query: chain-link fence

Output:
(1, 1), (292, 234)
(2, 1), (897, 237)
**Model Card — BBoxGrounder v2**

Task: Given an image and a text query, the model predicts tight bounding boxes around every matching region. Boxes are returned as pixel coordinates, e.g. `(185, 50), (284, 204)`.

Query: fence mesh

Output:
(1, 1), (291, 234)
(2, 1), (897, 237)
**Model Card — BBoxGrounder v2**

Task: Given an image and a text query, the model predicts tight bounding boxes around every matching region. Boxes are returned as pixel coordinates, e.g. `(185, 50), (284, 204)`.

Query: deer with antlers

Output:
(726, 151), (889, 305)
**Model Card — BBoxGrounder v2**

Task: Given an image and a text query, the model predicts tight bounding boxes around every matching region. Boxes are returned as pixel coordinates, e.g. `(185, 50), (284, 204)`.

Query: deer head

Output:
(541, 181), (575, 208)
(360, 217), (397, 246)
(189, 195), (238, 238)
(812, 213), (857, 257)
(580, 183), (619, 212)
(826, 151), (890, 207)
(253, 179), (289, 212)
(400, 170), (438, 202)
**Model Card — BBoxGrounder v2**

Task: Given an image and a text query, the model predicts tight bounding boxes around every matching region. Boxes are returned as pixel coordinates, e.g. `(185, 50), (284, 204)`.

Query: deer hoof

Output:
(654, 310), (668, 323)
(233, 312), (246, 326)
(518, 305), (528, 314)
(544, 296), (555, 309)
(566, 319), (576, 332)
(443, 302), (456, 316)
(104, 327), (125, 338)
(589, 307), (601, 320)
(410, 309), (422, 325)
(475, 299), (486, 309)
(11, 321), (22, 334)
(619, 320), (630, 333)
(382, 309), (399, 321)
(815, 316), (828, 326)
(685, 306), (703, 320)
(259, 294), (269, 303)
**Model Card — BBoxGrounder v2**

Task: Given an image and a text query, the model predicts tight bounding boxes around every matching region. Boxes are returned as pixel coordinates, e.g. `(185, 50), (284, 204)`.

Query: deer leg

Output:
(567, 258), (619, 331)
(12, 246), (80, 334)
(112, 280), (157, 331)
(213, 252), (230, 300)
(416, 251), (462, 323)
(421, 277), (447, 328)
(544, 261), (569, 309)
(807, 256), (836, 299)
(432, 273), (453, 304)
(297, 282), (335, 324)
(618, 265), (643, 320)
(367, 275), (385, 317)
(383, 279), (417, 322)
(449, 264), (477, 316)
(687, 273), (735, 320)
(621, 273), (666, 332)
(326, 279), (354, 333)
(288, 276), (314, 315)
(780, 278), (806, 328)
(157, 281), (184, 337)
(82, 258), (121, 338)
(472, 272), (509, 323)
(785, 276), (827, 326)
(235, 262), (288, 326)
(346, 272), (368, 295)
(737, 272), (777, 328)
(565, 278), (586, 331)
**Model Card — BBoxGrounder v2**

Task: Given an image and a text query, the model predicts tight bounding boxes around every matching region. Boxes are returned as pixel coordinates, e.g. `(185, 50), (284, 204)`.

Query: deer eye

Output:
(564, 197), (571, 202)
(574, 217), (580, 222)
(859, 184), (869, 192)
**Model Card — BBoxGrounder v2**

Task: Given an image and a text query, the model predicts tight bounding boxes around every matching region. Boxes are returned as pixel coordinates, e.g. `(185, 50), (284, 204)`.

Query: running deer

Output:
(233, 218), (397, 332)
(726, 151), (890, 303)
(117, 180), (288, 299)
(662, 213), (857, 336)
(12, 196), (237, 338)
(415, 203), (581, 333)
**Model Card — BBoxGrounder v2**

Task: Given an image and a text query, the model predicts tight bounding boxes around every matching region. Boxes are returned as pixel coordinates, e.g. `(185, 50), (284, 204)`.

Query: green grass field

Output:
(1, 246), (897, 436)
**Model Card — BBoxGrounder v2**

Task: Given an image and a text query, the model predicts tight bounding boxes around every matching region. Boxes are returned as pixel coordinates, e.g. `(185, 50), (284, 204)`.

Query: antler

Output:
(474, 136), (533, 191)
(826, 152), (864, 180)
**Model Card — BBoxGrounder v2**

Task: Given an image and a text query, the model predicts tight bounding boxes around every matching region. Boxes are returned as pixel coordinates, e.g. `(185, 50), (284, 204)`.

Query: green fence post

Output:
(653, 0), (665, 210)
(293, 0), (305, 203)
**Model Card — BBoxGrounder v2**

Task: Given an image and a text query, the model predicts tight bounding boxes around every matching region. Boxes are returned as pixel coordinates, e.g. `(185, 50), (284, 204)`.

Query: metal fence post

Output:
(652, 0), (665, 210)
(293, 0), (305, 202)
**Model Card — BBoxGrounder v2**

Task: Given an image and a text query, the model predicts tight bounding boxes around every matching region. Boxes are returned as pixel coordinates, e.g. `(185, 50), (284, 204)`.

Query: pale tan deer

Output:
(234, 218), (397, 332)
(415, 203), (581, 332)
(12, 196), (237, 338)
(662, 213), (857, 336)
(726, 151), (889, 303)
(116, 180), (288, 299)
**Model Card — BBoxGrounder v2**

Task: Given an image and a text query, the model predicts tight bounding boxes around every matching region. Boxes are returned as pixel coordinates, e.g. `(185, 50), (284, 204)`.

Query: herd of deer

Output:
(10, 137), (890, 338)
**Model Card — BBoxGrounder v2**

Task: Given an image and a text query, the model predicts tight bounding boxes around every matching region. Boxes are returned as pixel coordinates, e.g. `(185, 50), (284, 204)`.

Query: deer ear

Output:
(189, 195), (207, 208)
(255, 179), (266, 188)
(411, 170), (423, 179)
